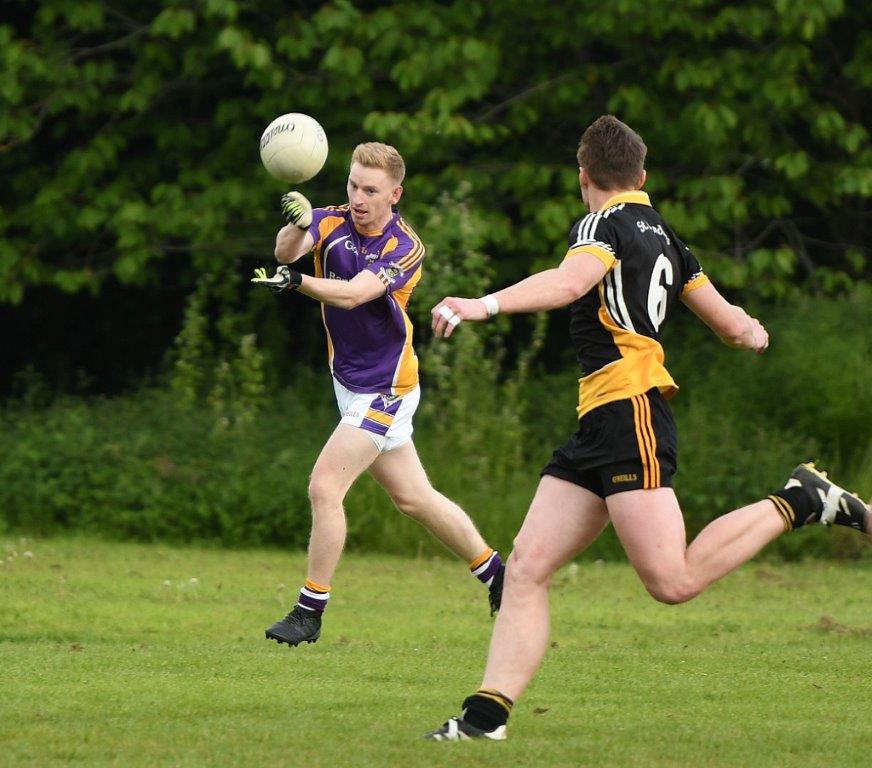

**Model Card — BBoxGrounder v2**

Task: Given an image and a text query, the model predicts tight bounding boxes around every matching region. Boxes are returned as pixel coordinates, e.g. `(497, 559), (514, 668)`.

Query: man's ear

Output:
(579, 167), (589, 188)
(636, 169), (647, 189)
(391, 185), (403, 205)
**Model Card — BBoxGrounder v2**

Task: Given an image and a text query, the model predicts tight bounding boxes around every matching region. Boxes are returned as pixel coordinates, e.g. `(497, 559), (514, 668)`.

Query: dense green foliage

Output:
(2, 1), (870, 331)
(2, 294), (869, 560)
(2, 538), (871, 766)
(1, 2), (870, 558)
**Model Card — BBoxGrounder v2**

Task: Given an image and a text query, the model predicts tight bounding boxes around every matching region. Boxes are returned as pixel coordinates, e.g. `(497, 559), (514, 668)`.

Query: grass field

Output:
(1, 537), (870, 767)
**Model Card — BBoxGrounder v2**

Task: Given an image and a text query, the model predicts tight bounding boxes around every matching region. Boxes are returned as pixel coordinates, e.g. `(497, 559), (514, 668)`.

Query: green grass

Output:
(1, 537), (870, 767)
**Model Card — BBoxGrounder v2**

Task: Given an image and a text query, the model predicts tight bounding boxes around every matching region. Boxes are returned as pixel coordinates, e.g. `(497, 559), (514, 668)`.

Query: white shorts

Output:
(332, 378), (420, 453)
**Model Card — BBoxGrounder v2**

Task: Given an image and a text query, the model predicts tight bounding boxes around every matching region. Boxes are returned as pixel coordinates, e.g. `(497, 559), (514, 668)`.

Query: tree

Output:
(1, 0), (869, 387)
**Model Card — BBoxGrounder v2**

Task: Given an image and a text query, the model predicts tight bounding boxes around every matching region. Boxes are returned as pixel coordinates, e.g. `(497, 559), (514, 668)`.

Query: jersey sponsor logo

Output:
(636, 220), (671, 245)
(344, 239), (359, 255)
(612, 473), (638, 483)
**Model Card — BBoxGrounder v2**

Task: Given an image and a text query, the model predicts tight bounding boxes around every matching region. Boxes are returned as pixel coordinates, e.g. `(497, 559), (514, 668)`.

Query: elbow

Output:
(337, 290), (370, 310)
(564, 281), (589, 305)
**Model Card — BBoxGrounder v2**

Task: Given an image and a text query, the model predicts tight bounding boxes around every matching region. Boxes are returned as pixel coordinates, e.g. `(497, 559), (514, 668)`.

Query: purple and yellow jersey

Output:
(306, 205), (425, 396)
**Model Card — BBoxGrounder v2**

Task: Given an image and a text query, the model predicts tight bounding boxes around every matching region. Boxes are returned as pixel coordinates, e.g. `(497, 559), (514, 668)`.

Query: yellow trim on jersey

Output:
(397, 219), (425, 270)
(391, 262), (422, 311)
(681, 272), (711, 296)
(564, 244), (616, 271)
(381, 236), (399, 257)
(576, 287), (679, 418)
(316, 215), (346, 250)
(600, 190), (651, 209)
(365, 409), (394, 427)
(320, 303), (335, 373)
(388, 297), (419, 396)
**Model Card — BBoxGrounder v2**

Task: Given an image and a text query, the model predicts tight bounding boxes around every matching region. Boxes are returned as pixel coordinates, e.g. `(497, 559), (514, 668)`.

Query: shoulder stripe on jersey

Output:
(603, 264), (635, 332)
(396, 220), (425, 270)
(574, 211), (602, 246)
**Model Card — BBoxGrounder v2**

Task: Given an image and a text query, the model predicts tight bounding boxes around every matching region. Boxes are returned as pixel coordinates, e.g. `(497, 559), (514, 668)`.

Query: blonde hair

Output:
(351, 142), (406, 184)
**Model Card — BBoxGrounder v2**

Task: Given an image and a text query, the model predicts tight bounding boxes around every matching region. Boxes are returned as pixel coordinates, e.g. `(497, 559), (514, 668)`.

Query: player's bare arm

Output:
(275, 224), (314, 263)
(297, 268), (386, 310)
(431, 252), (608, 338)
(682, 282), (769, 353)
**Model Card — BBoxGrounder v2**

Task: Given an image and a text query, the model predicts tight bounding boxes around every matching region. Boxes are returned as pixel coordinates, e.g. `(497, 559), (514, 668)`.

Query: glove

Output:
(280, 191), (313, 228)
(251, 265), (303, 293)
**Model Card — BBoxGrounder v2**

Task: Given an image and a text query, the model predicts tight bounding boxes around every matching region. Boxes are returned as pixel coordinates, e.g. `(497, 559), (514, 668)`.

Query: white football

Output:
(259, 113), (328, 184)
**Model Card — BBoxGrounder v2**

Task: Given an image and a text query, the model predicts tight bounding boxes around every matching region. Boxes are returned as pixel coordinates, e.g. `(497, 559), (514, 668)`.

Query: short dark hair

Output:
(576, 115), (647, 190)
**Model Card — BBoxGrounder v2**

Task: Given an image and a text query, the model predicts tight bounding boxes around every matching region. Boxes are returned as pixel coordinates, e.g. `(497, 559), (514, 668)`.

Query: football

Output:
(259, 113), (328, 184)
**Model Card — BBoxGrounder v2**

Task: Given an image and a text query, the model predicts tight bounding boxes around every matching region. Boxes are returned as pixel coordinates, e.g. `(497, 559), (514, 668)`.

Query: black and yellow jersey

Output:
(563, 191), (710, 418)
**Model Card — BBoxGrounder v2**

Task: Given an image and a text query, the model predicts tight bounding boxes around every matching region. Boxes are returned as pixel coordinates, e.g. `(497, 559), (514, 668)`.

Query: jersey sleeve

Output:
(365, 233), (425, 293)
(562, 213), (617, 271)
(677, 240), (710, 296)
(306, 208), (345, 251)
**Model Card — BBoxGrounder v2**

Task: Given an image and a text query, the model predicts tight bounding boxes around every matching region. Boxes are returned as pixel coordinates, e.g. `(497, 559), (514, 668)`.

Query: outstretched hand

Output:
(748, 316), (769, 354)
(251, 265), (302, 293)
(431, 297), (488, 338)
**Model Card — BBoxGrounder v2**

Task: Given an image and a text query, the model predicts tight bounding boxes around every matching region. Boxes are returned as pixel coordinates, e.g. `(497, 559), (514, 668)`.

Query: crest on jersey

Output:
(377, 261), (405, 285)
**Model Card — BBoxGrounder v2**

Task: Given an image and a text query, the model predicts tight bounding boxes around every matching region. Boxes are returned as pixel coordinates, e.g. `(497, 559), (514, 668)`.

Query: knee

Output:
(505, 537), (554, 590)
(307, 472), (343, 512)
(387, 484), (435, 519)
(642, 576), (700, 605)
(392, 493), (422, 517)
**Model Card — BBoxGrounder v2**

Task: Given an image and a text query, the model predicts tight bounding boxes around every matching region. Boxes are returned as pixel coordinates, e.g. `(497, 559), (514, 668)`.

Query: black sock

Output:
(769, 486), (817, 530)
(462, 689), (513, 731)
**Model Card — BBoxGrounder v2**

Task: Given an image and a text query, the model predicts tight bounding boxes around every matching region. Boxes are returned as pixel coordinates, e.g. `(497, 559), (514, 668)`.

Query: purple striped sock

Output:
(297, 579), (330, 613)
(471, 550), (502, 586)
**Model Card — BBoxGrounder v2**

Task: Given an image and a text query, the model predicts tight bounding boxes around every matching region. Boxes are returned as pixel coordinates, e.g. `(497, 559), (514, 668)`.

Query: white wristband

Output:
(480, 294), (500, 318)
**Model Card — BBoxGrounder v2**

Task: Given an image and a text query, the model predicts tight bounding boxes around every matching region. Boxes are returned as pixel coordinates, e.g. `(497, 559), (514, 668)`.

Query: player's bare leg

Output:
(369, 440), (505, 612)
(306, 424), (381, 585)
(265, 424), (378, 647)
(609, 489), (795, 604)
(426, 476), (608, 740)
(479, 476), (609, 699)
(368, 440), (488, 561)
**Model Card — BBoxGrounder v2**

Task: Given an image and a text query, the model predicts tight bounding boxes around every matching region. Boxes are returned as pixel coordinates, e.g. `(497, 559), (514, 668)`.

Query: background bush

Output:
(2, 292), (868, 561)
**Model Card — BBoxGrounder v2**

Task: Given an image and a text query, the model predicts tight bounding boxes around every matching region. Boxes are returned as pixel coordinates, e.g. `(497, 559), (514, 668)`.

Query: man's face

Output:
(346, 163), (402, 231)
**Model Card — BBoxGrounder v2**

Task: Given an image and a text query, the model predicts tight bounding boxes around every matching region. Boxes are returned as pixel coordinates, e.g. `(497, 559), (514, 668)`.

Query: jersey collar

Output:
(352, 207), (400, 237)
(600, 190), (651, 210)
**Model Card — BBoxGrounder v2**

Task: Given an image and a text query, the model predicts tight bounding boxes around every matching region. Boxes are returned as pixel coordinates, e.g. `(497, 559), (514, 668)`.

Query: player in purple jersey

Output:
(423, 116), (870, 741)
(252, 142), (504, 647)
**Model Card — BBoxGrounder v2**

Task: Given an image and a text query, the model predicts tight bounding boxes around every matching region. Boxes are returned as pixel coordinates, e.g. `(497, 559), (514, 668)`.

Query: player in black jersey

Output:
(424, 115), (870, 742)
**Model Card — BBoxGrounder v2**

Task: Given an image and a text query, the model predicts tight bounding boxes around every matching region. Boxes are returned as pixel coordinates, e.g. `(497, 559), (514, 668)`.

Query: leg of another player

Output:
(479, 476), (609, 701)
(368, 439), (487, 561)
(607, 488), (784, 604)
(306, 424), (381, 586)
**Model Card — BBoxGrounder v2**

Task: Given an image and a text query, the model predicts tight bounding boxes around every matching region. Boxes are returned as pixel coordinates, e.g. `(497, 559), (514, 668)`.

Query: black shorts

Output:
(541, 388), (678, 498)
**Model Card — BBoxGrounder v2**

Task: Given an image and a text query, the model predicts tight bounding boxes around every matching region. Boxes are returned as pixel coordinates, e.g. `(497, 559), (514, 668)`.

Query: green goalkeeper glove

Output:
(280, 191), (313, 228)
(251, 265), (303, 293)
